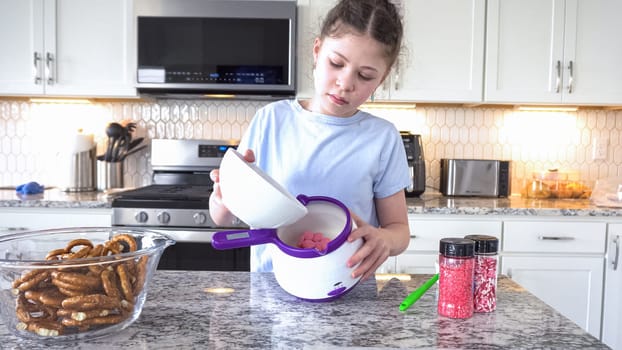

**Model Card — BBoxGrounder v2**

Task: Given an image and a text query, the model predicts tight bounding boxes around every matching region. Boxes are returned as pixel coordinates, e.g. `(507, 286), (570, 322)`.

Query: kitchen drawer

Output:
(503, 220), (606, 254)
(395, 253), (438, 274)
(0, 208), (111, 233)
(407, 218), (502, 252)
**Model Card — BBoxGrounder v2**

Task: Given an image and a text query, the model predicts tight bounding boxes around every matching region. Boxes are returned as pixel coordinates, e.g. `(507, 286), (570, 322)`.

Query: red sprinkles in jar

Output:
(437, 238), (475, 319)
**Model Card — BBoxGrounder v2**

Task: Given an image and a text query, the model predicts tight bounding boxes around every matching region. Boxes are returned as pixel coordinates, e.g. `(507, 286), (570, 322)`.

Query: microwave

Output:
(440, 159), (511, 197)
(135, 0), (297, 97)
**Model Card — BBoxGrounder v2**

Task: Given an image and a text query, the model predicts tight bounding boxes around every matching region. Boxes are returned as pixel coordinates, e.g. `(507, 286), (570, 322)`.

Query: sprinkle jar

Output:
(437, 238), (475, 319)
(465, 234), (499, 313)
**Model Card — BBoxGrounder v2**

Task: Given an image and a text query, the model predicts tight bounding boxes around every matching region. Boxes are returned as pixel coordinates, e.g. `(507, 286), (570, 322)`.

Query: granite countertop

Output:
(2, 188), (622, 217)
(0, 271), (608, 349)
(0, 188), (113, 209)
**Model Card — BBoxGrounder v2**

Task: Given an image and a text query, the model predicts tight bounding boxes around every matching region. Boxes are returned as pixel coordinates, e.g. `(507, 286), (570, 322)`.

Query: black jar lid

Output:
(439, 238), (475, 257)
(464, 234), (499, 254)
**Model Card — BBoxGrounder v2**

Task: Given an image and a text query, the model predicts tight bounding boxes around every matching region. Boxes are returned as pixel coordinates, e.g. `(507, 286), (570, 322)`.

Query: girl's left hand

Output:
(345, 212), (392, 281)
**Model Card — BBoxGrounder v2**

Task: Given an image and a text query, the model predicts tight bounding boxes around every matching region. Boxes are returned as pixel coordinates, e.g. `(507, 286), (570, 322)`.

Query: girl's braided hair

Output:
(319, 0), (404, 69)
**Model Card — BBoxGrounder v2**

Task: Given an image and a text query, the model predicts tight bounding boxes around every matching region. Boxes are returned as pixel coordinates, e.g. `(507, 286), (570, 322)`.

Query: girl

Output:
(210, 0), (410, 281)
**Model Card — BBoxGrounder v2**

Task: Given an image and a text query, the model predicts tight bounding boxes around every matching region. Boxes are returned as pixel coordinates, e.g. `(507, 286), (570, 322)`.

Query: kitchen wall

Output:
(1, 98), (621, 195)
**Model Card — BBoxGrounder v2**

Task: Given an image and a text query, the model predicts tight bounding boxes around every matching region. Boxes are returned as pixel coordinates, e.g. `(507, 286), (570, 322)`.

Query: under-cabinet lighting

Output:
(360, 102), (416, 110)
(514, 105), (578, 112)
(375, 273), (412, 281)
(29, 98), (92, 104)
(203, 94), (236, 99)
(204, 287), (235, 295)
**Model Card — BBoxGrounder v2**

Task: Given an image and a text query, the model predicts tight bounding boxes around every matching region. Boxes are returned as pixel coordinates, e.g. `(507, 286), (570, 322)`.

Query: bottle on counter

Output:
(464, 234), (499, 313)
(437, 238), (475, 319)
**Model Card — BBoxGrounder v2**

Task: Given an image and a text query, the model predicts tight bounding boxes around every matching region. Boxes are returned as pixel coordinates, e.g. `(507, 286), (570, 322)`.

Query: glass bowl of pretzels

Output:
(0, 227), (174, 342)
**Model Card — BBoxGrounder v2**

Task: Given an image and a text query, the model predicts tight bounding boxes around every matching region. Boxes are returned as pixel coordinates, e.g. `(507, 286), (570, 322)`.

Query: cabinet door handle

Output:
(538, 235), (575, 241)
(555, 60), (561, 93)
(33, 52), (42, 84)
(46, 52), (55, 85)
(567, 60), (574, 94)
(611, 235), (620, 271)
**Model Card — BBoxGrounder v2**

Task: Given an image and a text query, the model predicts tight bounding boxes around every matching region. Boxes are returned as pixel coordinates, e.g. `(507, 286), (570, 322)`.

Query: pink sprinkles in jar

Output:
(438, 238), (475, 319)
(465, 235), (499, 313)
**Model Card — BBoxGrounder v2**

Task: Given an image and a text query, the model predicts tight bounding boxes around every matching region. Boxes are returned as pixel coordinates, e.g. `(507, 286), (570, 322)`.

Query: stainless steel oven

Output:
(111, 139), (249, 271)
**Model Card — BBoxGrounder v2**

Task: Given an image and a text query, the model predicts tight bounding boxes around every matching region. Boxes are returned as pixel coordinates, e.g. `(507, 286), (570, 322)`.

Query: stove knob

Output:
(135, 211), (149, 223)
(193, 212), (207, 225)
(157, 211), (171, 224)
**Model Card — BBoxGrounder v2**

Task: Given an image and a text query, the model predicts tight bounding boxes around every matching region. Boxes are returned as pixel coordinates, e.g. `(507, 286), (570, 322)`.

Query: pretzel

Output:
(14, 270), (50, 292)
(45, 248), (68, 261)
(65, 245), (92, 260)
(88, 244), (104, 257)
(101, 269), (121, 299)
(65, 239), (93, 252)
(61, 314), (127, 328)
(116, 264), (134, 302)
(52, 271), (102, 291)
(69, 309), (111, 321)
(110, 234), (138, 252)
(133, 256), (149, 296)
(17, 320), (65, 336)
(61, 294), (122, 311)
(24, 288), (65, 308)
(13, 233), (145, 337)
(12, 269), (45, 288)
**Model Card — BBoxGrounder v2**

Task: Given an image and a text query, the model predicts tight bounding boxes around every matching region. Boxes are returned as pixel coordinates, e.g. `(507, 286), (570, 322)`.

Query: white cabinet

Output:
(485, 0), (622, 105)
(375, 0), (486, 103)
(602, 224), (622, 350)
(295, 0), (486, 103)
(502, 220), (606, 338)
(0, 207), (111, 234)
(396, 216), (501, 274)
(0, 0), (136, 98)
(295, 0), (335, 99)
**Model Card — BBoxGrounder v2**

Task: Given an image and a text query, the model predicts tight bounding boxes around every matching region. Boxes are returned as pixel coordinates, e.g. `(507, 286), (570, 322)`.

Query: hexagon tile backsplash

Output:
(1, 98), (621, 195)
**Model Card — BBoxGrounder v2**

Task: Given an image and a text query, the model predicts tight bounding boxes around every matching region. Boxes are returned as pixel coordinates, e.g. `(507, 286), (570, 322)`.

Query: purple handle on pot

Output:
(212, 228), (278, 250)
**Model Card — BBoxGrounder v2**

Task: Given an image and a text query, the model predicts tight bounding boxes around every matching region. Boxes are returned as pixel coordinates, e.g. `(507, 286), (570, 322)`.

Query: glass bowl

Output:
(0, 227), (174, 342)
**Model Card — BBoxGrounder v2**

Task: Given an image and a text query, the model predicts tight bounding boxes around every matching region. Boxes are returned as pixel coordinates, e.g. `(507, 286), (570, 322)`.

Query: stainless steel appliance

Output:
(134, 0), (297, 98)
(401, 131), (426, 197)
(440, 159), (511, 197)
(111, 139), (249, 271)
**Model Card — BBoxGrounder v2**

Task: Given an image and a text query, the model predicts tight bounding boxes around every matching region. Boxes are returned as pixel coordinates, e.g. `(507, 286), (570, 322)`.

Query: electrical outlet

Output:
(592, 137), (608, 160)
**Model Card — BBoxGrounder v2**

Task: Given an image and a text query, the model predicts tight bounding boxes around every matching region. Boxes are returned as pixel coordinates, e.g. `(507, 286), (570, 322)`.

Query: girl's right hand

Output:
(208, 149), (255, 226)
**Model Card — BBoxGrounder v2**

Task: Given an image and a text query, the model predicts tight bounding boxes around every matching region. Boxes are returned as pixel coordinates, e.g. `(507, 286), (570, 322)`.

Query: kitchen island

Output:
(0, 271), (609, 349)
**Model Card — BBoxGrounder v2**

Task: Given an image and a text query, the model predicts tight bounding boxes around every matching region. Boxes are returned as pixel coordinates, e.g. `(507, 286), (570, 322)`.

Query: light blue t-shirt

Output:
(238, 99), (410, 271)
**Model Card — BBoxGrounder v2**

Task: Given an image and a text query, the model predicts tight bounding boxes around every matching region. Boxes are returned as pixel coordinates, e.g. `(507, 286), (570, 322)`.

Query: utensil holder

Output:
(61, 148), (96, 192)
(97, 160), (124, 191)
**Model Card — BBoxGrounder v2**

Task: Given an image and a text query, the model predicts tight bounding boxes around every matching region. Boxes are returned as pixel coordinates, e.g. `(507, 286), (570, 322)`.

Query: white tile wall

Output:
(1, 98), (621, 195)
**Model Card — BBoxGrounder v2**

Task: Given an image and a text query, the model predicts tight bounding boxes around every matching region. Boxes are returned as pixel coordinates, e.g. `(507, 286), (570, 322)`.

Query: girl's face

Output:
(309, 32), (390, 117)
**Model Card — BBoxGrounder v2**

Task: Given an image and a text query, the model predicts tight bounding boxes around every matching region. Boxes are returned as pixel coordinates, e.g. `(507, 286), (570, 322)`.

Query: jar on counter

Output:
(465, 234), (499, 313)
(438, 238), (475, 319)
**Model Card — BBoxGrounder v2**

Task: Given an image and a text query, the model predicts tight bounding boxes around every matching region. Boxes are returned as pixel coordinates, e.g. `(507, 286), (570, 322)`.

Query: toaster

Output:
(440, 159), (511, 197)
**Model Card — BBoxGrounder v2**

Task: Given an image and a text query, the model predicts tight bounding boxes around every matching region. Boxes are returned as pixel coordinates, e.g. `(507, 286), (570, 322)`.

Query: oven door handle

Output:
(212, 229), (278, 250)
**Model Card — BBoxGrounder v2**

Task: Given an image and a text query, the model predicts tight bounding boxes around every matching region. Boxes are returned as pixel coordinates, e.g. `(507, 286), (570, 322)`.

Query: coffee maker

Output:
(400, 131), (426, 197)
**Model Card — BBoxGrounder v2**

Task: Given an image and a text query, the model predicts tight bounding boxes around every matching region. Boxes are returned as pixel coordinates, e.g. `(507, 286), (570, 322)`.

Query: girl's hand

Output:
(345, 212), (392, 281)
(209, 149), (255, 225)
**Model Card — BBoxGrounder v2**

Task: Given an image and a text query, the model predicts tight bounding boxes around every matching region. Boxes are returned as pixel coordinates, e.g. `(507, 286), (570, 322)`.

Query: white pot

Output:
(212, 195), (363, 301)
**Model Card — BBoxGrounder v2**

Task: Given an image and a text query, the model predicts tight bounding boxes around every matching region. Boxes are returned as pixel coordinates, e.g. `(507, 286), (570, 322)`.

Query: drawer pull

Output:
(611, 235), (620, 271)
(538, 235), (575, 241)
